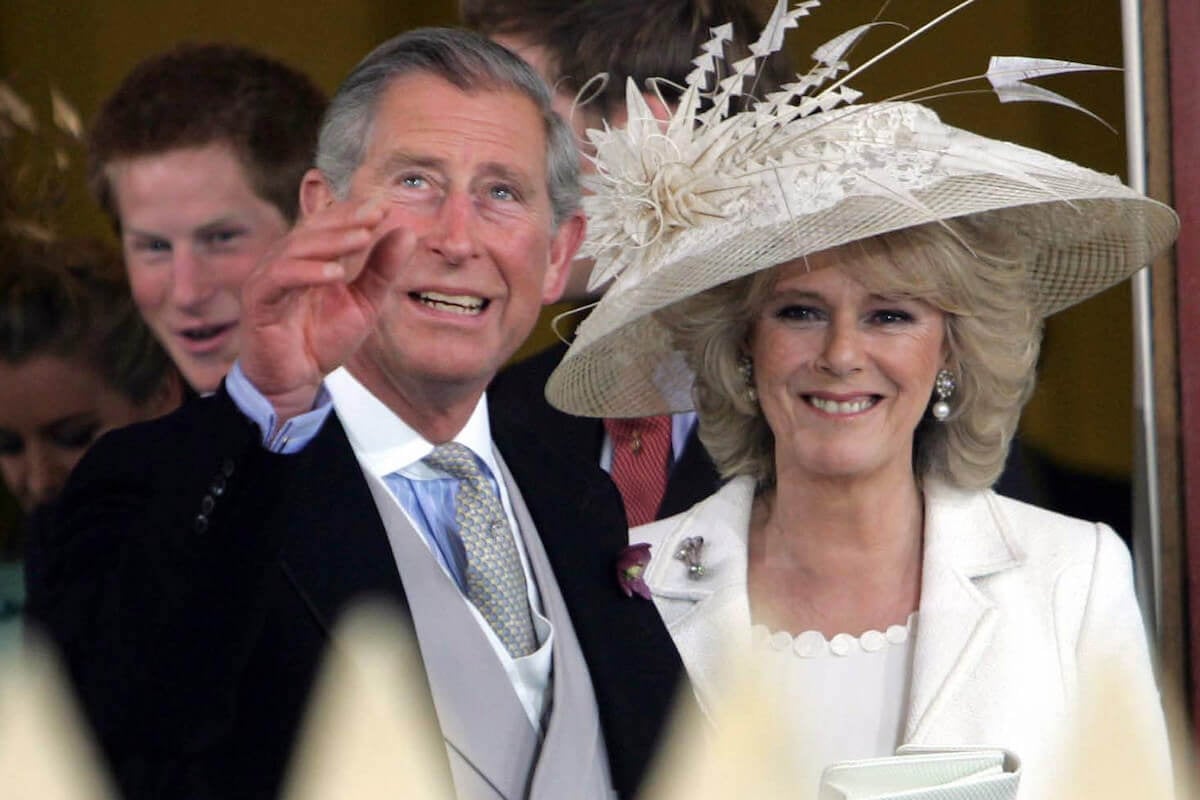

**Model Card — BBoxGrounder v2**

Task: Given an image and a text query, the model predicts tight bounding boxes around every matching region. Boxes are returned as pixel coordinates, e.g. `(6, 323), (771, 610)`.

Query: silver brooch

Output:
(675, 536), (706, 580)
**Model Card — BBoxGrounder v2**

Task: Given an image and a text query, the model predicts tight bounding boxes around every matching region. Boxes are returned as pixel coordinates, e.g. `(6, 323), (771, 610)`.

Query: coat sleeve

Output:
(1065, 523), (1174, 795)
(24, 389), (306, 797)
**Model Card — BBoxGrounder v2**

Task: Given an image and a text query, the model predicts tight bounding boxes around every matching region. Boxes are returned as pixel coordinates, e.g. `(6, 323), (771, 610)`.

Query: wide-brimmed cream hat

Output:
(545, 1), (1178, 419)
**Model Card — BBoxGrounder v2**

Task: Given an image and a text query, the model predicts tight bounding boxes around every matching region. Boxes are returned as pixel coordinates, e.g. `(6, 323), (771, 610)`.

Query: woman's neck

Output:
(747, 465), (925, 638)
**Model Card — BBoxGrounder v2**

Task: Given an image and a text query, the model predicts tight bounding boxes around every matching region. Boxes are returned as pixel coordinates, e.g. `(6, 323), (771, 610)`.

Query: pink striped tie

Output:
(604, 415), (672, 528)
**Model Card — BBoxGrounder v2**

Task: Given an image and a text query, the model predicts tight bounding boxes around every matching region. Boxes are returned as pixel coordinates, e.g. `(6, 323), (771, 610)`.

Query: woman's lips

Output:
(805, 394), (880, 415)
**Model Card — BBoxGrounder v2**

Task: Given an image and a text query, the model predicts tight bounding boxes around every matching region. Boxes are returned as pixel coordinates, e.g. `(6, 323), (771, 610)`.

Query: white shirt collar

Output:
(324, 366), (498, 481)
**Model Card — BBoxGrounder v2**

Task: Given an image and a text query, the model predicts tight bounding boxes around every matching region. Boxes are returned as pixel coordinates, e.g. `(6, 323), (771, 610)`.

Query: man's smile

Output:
(412, 290), (488, 315)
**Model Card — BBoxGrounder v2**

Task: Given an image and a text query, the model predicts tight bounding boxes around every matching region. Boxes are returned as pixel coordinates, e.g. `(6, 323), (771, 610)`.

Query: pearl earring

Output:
(932, 369), (956, 421)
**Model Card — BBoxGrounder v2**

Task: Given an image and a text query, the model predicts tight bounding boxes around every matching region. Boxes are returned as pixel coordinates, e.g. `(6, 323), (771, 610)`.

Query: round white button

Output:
(794, 630), (827, 658)
(830, 633), (855, 656)
(769, 631), (792, 651)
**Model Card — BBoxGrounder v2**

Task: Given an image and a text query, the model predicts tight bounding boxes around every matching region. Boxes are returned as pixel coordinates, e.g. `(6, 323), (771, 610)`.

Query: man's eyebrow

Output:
(123, 227), (164, 240)
(194, 215), (244, 233)
(376, 151), (445, 175)
(476, 162), (538, 193)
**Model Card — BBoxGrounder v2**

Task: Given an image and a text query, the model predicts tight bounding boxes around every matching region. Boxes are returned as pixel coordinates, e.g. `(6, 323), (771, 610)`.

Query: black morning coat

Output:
(26, 382), (696, 800)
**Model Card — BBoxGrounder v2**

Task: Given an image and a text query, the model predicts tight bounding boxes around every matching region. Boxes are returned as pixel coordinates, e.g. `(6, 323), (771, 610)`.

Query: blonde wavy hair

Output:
(656, 217), (1043, 490)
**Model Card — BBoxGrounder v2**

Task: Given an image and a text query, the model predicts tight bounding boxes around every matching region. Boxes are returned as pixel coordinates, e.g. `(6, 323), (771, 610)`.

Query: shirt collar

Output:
(325, 367), (498, 481)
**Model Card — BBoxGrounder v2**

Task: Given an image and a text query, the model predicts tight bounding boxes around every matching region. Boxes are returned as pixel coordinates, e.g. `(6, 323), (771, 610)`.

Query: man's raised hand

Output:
(239, 197), (415, 422)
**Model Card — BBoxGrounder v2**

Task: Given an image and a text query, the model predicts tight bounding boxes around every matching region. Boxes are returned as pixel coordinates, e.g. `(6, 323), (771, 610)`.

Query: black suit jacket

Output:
(489, 342), (724, 522)
(27, 388), (690, 799)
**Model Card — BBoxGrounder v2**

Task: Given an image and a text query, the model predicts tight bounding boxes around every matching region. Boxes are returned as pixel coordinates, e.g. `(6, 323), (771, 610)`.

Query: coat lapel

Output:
(269, 411), (455, 792)
(639, 478), (754, 719)
(490, 406), (693, 799)
(275, 413), (411, 637)
(904, 485), (1023, 743)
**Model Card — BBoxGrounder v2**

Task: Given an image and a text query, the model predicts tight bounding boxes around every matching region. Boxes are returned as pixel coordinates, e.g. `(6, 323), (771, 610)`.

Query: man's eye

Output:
(202, 229), (242, 246)
(401, 174), (428, 189)
(489, 185), (516, 202)
(135, 238), (171, 253)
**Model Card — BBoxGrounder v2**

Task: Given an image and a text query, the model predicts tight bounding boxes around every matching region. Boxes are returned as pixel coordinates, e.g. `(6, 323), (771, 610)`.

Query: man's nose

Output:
(427, 193), (478, 265)
(168, 247), (216, 308)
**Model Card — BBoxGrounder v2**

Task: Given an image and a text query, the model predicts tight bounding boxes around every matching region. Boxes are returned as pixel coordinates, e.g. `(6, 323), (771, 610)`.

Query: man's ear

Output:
(299, 168), (335, 219)
(542, 210), (587, 304)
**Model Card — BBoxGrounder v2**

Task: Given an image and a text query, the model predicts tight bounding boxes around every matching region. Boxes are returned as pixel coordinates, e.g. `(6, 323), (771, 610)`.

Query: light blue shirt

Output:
(225, 363), (330, 455)
(385, 464), (500, 594)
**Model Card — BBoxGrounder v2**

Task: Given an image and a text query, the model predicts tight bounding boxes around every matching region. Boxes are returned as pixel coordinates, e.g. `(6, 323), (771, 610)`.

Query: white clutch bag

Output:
(818, 746), (1020, 800)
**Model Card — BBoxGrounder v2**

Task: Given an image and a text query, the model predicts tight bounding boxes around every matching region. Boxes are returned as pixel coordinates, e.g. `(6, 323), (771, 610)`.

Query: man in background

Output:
(87, 44), (326, 394)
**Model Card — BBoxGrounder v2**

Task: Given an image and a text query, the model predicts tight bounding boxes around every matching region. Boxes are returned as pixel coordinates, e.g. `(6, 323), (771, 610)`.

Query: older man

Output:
(29, 29), (687, 800)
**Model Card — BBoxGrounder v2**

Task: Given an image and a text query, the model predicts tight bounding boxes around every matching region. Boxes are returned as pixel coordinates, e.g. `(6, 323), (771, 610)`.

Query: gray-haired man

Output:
(30, 28), (689, 800)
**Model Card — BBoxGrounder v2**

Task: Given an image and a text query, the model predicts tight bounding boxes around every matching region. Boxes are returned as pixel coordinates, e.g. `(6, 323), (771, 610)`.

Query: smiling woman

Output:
(658, 220), (1040, 493)
(543, 2), (1178, 795)
(0, 236), (182, 515)
(0, 234), (182, 647)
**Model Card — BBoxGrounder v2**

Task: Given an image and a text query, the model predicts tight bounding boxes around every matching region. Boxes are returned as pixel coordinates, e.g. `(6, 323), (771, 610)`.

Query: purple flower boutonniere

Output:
(616, 543), (653, 600)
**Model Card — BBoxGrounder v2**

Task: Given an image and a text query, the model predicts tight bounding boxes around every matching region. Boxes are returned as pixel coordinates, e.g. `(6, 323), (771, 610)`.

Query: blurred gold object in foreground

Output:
(281, 603), (454, 800)
(2, 609), (1195, 799)
(1044, 661), (1179, 800)
(637, 649), (823, 800)
(0, 637), (115, 800)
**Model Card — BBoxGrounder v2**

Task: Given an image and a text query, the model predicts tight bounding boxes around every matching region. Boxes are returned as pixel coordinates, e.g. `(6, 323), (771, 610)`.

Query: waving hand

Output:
(239, 198), (415, 422)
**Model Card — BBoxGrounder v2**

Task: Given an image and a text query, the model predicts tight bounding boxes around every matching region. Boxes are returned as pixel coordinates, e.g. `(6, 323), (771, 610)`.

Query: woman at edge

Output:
(543, 12), (1179, 797)
(1, 234), (182, 649)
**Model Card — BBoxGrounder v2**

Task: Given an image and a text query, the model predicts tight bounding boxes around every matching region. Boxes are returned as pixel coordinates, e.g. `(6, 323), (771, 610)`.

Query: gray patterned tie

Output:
(423, 442), (536, 658)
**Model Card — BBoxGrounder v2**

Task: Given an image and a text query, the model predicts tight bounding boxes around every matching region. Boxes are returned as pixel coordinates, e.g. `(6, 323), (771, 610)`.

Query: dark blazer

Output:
(26, 388), (690, 800)
(489, 342), (724, 522)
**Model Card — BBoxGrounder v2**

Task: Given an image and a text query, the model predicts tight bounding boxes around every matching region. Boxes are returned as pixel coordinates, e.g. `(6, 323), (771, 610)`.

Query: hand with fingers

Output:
(239, 197), (415, 422)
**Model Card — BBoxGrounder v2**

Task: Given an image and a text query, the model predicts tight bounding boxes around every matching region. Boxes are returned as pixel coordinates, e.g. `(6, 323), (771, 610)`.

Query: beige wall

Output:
(0, 0), (1135, 477)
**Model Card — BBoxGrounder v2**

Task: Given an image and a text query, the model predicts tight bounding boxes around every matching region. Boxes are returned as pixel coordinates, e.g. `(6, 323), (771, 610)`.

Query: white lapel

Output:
(904, 484), (1024, 742)
(638, 478), (756, 720)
